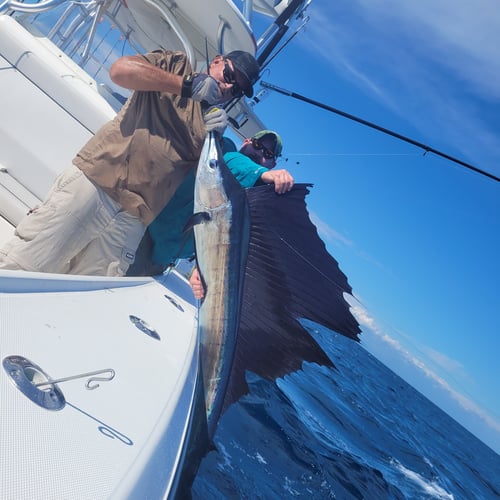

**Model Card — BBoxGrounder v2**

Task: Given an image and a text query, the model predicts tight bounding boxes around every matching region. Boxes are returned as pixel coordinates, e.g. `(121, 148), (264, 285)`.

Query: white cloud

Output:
(349, 300), (500, 435)
(422, 346), (466, 375)
(365, 0), (500, 97)
(316, 0), (500, 97)
(309, 210), (353, 247)
(303, 0), (500, 174)
(310, 212), (392, 276)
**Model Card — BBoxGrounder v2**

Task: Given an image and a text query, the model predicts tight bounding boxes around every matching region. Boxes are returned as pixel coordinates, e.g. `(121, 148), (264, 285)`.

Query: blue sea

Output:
(191, 320), (500, 499)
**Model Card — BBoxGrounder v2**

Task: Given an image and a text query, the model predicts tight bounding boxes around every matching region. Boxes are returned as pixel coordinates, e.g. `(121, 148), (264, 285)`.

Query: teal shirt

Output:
(148, 151), (268, 265)
(224, 152), (267, 187)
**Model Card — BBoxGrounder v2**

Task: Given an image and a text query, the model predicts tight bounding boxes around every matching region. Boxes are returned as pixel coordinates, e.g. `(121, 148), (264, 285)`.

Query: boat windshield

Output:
(9, 0), (141, 108)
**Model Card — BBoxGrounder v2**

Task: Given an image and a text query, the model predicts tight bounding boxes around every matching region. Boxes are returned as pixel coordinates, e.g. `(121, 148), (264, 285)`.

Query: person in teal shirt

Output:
(127, 130), (294, 276)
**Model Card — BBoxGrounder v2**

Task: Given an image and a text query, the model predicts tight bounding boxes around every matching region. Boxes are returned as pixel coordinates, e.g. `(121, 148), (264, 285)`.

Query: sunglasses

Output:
(223, 59), (243, 97)
(251, 138), (276, 160)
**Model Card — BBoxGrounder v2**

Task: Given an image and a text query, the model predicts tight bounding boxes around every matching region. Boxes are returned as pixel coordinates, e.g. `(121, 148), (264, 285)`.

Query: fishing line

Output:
(268, 224), (358, 299)
(205, 37), (210, 73)
(261, 81), (500, 183)
(285, 153), (420, 157)
(292, 244), (500, 422)
(259, 17), (309, 72)
(92, 30), (123, 79)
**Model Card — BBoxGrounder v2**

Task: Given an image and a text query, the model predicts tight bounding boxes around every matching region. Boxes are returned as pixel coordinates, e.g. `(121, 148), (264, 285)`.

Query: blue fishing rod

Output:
(260, 81), (500, 183)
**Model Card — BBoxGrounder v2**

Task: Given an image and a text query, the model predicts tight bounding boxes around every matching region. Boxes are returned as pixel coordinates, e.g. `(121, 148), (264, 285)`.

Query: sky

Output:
(246, 0), (500, 453)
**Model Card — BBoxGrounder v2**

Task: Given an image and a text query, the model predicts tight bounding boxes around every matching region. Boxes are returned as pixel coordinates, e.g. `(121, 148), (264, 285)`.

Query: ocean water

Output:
(191, 320), (500, 499)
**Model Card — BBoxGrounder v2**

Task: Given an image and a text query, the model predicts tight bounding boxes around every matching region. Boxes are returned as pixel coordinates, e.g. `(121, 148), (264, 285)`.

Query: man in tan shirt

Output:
(0, 50), (259, 276)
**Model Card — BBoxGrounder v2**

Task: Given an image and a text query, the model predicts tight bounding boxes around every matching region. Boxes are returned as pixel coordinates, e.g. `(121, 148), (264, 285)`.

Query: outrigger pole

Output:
(260, 81), (499, 183)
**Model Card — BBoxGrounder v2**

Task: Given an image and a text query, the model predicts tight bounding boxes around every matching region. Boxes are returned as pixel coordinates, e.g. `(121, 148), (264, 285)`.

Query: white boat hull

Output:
(0, 270), (199, 499)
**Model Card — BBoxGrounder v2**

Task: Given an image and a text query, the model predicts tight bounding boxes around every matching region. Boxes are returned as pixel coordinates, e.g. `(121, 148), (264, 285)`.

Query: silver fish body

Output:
(193, 132), (249, 436)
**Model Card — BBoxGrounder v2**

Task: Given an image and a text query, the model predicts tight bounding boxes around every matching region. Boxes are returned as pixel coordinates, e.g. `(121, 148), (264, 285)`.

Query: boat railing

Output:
(2, 0), (312, 85)
(2, 0), (137, 108)
(0, 0), (67, 14)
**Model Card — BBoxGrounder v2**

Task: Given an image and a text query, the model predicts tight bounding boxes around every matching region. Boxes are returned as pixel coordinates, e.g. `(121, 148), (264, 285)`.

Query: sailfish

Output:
(193, 132), (361, 437)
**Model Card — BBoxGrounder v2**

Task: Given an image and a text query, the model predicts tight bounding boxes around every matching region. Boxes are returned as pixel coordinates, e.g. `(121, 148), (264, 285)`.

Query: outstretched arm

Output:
(260, 169), (294, 194)
(109, 54), (222, 104)
(110, 55), (183, 93)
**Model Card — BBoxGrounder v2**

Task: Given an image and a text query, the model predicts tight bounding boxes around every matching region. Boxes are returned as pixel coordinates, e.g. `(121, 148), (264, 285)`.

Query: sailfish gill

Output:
(193, 131), (249, 437)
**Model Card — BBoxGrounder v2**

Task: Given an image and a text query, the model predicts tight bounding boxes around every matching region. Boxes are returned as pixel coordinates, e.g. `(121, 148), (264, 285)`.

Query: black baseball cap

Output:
(225, 50), (260, 97)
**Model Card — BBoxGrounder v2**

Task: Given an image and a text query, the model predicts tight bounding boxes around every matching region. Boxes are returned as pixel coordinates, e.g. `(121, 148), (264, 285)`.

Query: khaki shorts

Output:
(0, 165), (146, 276)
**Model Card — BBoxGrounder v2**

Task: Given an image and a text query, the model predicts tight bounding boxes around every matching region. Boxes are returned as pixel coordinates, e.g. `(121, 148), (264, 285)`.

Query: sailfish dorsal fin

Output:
(220, 183), (361, 413)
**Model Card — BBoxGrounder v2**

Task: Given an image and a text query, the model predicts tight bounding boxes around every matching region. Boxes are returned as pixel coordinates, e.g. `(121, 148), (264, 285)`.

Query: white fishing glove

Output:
(182, 73), (222, 105)
(203, 107), (228, 135)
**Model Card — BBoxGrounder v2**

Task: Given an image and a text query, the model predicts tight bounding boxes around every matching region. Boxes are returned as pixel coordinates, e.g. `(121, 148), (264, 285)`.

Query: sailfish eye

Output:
(209, 159), (218, 168)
